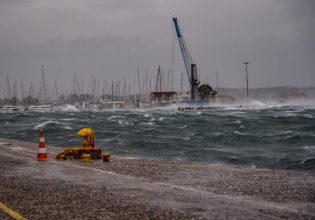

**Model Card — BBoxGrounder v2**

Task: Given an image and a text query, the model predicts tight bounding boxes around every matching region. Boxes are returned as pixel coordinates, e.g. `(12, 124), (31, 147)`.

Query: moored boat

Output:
(25, 104), (52, 112)
(0, 106), (25, 112)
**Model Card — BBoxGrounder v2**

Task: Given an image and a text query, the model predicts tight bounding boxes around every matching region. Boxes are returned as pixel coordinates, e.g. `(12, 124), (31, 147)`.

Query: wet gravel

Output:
(0, 173), (199, 220)
(0, 138), (315, 219)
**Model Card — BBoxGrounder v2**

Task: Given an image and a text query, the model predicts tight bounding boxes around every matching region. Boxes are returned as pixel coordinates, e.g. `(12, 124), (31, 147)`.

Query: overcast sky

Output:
(0, 0), (314, 94)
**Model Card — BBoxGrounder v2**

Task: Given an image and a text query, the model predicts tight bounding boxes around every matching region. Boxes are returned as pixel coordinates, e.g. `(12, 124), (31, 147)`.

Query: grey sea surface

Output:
(0, 101), (314, 170)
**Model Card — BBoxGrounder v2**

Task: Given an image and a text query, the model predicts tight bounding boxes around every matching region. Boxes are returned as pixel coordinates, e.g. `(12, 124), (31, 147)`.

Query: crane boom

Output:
(172, 17), (199, 100)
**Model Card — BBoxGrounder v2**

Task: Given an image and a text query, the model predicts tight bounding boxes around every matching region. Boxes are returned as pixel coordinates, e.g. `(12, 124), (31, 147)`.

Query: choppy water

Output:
(1, 101), (315, 170)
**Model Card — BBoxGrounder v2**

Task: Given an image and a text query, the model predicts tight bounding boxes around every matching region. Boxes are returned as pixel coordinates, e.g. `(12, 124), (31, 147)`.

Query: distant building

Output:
(150, 92), (177, 104)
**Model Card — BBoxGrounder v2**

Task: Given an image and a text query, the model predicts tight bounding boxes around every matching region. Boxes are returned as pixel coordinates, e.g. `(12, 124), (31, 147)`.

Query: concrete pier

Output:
(0, 138), (314, 219)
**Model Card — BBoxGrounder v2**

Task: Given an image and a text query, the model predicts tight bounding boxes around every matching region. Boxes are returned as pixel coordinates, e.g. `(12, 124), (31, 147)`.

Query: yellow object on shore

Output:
(102, 153), (111, 162)
(77, 128), (94, 149)
(55, 148), (102, 160)
(55, 128), (111, 161)
(82, 153), (91, 163)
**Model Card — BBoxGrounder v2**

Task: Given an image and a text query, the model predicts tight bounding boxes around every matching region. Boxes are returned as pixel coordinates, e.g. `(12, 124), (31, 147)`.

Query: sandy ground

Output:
(0, 138), (315, 220)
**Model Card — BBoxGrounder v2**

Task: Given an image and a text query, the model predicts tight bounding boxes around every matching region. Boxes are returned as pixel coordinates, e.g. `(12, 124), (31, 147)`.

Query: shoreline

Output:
(1, 138), (315, 219)
(2, 136), (314, 172)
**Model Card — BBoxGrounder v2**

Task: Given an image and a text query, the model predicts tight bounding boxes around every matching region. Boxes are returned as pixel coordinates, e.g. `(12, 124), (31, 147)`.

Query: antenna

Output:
(41, 65), (47, 101)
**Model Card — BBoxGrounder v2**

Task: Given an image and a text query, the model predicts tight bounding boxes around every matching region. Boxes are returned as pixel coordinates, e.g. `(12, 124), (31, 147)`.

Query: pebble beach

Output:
(0, 138), (315, 219)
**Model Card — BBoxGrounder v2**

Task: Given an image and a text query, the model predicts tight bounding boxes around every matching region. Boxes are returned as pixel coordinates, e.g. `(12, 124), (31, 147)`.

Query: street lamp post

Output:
(243, 62), (249, 103)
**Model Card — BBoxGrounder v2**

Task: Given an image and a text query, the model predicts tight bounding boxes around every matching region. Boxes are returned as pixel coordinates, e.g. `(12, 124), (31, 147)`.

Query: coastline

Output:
(0, 138), (315, 219)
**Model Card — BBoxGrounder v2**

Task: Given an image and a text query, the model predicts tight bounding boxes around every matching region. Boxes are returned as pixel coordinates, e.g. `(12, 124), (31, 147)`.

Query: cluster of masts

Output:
(0, 65), (190, 107)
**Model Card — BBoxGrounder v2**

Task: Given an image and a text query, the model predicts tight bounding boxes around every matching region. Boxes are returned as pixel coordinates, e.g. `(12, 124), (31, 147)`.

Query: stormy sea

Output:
(1, 101), (315, 170)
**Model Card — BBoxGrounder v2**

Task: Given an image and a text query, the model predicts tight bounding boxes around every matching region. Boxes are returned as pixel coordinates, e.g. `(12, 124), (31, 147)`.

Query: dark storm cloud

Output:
(0, 0), (314, 90)
(0, 0), (37, 7)
(89, 0), (154, 11)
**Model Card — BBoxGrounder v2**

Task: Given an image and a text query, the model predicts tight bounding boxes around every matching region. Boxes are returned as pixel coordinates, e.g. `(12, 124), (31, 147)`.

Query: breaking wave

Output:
(0, 102), (314, 170)
(56, 105), (80, 112)
(34, 120), (60, 130)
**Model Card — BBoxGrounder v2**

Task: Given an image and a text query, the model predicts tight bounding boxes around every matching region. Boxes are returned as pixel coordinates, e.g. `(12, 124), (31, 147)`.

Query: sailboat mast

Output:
(42, 65), (47, 101)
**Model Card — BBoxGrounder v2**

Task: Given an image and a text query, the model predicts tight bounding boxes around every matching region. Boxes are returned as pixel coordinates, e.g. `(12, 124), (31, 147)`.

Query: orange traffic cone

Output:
(37, 129), (48, 161)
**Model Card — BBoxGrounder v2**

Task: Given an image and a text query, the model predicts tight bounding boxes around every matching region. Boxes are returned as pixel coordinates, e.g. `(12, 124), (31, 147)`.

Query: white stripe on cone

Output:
(40, 137), (45, 142)
(38, 148), (47, 153)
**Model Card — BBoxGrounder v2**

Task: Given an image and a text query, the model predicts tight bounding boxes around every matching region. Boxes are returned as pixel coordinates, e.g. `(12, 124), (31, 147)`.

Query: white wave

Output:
(64, 126), (73, 130)
(182, 131), (197, 140)
(275, 111), (303, 118)
(226, 111), (245, 115)
(134, 109), (145, 112)
(150, 117), (156, 121)
(179, 125), (188, 129)
(34, 120), (59, 130)
(283, 133), (298, 140)
(303, 145), (315, 152)
(141, 122), (155, 126)
(223, 106), (240, 110)
(218, 101), (265, 110)
(282, 99), (315, 108)
(279, 130), (293, 135)
(210, 132), (223, 137)
(234, 120), (242, 125)
(60, 118), (75, 121)
(303, 114), (313, 118)
(248, 100), (267, 107)
(144, 113), (152, 118)
(147, 104), (178, 111)
(108, 115), (125, 120)
(158, 117), (166, 121)
(280, 112), (298, 117)
(56, 105), (79, 112)
(118, 120), (130, 126)
(234, 131), (246, 135)
(219, 99), (299, 110)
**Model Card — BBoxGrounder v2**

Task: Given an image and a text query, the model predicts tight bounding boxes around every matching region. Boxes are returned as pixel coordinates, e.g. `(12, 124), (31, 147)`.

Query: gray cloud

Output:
(0, 0), (37, 7)
(0, 0), (314, 92)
